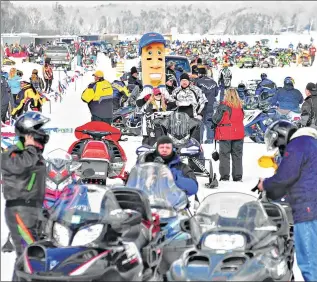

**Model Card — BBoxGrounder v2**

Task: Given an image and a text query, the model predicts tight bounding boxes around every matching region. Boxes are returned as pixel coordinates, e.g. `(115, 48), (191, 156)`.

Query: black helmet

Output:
(261, 73), (267, 80)
(15, 111), (50, 145)
(264, 120), (298, 156)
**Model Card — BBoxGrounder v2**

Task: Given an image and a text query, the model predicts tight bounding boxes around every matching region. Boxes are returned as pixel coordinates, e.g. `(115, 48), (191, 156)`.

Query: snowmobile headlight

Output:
(53, 222), (70, 246)
(204, 233), (245, 251)
(71, 224), (104, 246)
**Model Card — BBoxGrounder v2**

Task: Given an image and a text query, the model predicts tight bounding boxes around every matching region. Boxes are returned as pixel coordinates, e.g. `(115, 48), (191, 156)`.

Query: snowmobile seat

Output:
(111, 187), (153, 222)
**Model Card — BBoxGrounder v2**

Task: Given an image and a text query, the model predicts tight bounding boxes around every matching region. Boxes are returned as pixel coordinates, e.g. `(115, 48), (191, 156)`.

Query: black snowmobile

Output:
(167, 190), (295, 281)
(153, 111), (218, 188)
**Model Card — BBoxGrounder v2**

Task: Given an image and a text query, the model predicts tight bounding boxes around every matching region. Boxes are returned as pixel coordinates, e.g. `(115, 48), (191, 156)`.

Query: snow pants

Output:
(294, 219), (317, 281)
(219, 139), (243, 180)
(5, 204), (40, 281)
(1, 103), (9, 123)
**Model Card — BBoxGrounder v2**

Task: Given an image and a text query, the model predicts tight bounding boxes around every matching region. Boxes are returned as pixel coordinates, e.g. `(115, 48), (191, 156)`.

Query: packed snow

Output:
(2, 36), (316, 280)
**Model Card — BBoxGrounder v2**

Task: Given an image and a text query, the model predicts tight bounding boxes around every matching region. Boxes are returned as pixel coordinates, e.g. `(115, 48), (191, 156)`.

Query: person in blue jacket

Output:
(270, 76), (303, 113)
(7, 68), (22, 105)
(255, 73), (277, 96)
(137, 136), (198, 196)
(257, 120), (317, 282)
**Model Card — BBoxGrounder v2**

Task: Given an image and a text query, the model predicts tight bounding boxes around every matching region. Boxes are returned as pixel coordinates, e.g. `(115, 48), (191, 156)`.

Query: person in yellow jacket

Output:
(11, 81), (44, 118)
(81, 70), (114, 124)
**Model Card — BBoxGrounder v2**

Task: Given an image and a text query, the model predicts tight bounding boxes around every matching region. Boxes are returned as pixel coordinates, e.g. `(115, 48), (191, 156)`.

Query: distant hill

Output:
(1, 1), (316, 35)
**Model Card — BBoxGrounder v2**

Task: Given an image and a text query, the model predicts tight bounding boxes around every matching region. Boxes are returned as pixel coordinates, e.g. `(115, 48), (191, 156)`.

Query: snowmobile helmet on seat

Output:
(261, 73), (267, 80)
(284, 76), (295, 87)
(264, 120), (298, 156)
(46, 149), (73, 185)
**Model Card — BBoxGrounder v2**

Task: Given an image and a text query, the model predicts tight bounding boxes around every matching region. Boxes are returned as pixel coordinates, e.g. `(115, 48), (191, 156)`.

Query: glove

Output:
(251, 180), (261, 194)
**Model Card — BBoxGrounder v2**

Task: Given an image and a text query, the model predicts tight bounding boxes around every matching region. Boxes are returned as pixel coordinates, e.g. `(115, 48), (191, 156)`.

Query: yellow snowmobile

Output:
(2, 57), (16, 66)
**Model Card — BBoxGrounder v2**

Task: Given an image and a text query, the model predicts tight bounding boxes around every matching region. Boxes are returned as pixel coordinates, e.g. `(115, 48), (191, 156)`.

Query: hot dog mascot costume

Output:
(138, 32), (171, 99)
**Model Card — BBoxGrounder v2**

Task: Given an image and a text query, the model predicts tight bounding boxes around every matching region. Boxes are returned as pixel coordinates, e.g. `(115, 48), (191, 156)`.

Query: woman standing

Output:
(212, 88), (244, 182)
(7, 68), (21, 104)
(30, 69), (44, 92)
(42, 62), (53, 93)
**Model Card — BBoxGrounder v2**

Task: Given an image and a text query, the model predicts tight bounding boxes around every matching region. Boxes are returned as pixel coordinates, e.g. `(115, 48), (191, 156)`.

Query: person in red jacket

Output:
(309, 45), (316, 66)
(211, 88), (244, 181)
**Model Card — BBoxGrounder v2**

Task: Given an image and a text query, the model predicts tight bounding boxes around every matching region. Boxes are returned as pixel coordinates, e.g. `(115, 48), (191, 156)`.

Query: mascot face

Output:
(141, 42), (165, 87)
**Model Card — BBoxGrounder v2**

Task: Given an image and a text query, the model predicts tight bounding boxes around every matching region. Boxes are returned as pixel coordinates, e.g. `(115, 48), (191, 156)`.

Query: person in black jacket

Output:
(300, 83), (317, 128)
(128, 66), (143, 92)
(195, 66), (219, 143)
(166, 61), (178, 88)
(1, 75), (11, 123)
(1, 111), (50, 280)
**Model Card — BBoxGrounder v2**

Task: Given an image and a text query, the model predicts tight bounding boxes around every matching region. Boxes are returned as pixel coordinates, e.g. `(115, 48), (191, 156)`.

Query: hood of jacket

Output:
(290, 127), (317, 141)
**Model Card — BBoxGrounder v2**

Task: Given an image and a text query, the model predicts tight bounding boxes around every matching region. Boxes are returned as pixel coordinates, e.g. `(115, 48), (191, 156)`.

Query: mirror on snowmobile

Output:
(136, 145), (153, 155)
(82, 168), (95, 178)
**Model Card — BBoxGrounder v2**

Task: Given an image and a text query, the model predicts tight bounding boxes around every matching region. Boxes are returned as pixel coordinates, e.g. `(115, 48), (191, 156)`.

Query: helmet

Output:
(264, 120), (298, 155)
(284, 76), (295, 86)
(261, 73), (267, 80)
(238, 81), (246, 89)
(15, 111), (50, 145)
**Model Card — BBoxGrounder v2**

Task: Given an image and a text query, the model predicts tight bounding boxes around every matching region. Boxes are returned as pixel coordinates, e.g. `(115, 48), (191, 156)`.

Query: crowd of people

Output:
(1, 63), (53, 122)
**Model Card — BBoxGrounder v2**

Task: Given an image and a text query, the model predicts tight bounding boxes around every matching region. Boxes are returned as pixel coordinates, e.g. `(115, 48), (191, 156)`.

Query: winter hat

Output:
(130, 66), (138, 75)
(156, 136), (173, 149)
(306, 82), (317, 92)
(191, 65), (199, 74)
(197, 58), (202, 64)
(180, 73), (190, 81)
(198, 66), (207, 75)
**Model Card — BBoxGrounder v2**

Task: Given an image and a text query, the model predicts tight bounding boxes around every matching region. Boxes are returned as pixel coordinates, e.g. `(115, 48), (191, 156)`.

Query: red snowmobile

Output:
(67, 121), (128, 185)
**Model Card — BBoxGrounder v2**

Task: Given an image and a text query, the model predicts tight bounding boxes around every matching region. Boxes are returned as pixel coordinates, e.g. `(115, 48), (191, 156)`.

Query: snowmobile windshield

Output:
(50, 185), (122, 227)
(191, 192), (275, 251)
(49, 185), (132, 246)
(126, 163), (188, 217)
(167, 112), (191, 141)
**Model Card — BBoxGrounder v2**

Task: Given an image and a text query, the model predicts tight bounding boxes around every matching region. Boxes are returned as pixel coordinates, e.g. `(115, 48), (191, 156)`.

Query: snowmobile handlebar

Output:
(75, 129), (120, 140)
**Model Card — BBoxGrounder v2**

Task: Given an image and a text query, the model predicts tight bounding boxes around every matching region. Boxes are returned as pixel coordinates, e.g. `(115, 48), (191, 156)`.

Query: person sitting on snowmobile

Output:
(1, 111), (50, 280)
(137, 136), (198, 196)
(128, 66), (143, 92)
(112, 76), (130, 111)
(255, 73), (277, 96)
(270, 76), (303, 116)
(11, 81), (45, 119)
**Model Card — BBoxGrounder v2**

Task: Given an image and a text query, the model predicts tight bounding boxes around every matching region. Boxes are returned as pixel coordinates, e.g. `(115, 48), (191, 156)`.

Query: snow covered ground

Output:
(2, 45), (316, 280)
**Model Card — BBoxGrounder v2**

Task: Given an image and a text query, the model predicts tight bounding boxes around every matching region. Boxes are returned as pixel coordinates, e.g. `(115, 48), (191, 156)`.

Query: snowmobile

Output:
(113, 162), (194, 275)
(67, 121), (128, 185)
(112, 105), (137, 136)
(2, 56), (16, 65)
(167, 190), (295, 282)
(15, 185), (162, 281)
(144, 111), (218, 188)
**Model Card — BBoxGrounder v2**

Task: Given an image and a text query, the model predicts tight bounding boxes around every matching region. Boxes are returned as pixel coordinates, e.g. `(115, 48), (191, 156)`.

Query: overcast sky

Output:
(14, 0), (246, 7)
